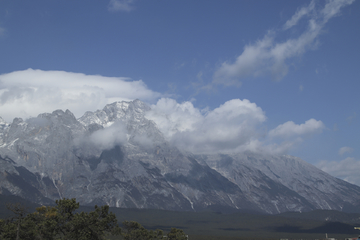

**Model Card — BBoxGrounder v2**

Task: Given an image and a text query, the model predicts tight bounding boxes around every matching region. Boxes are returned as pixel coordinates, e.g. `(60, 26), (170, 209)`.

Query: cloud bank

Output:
(213, 0), (355, 86)
(146, 98), (324, 154)
(0, 69), (327, 160)
(0, 69), (161, 122)
(0, 66), (326, 156)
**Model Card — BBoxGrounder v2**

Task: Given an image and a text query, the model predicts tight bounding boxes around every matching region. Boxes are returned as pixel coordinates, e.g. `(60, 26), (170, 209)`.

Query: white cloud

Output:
(321, 0), (355, 22)
(260, 119), (325, 155)
(86, 121), (128, 151)
(145, 98), (326, 155)
(262, 119), (325, 155)
(283, 0), (315, 30)
(339, 146), (353, 156)
(269, 118), (325, 139)
(146, 98), (267, 154)
(73, 120), (130, 154)
(213, 0), (355, 86)
(0, 69), (326, 156)
(108, 0), (135, 12)
(317, 157), (360, 186)
(146, 98), (204, 138)
(0, 69), (161, 122)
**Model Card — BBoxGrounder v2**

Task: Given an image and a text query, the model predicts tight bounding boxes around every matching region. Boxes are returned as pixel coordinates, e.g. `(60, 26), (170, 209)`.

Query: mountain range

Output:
(0, 99), (359, 214)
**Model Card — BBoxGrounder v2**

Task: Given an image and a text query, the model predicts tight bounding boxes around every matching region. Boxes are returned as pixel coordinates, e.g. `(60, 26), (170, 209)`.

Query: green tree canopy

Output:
(0, 198), (121, 240)
(0, 199), (187, 240)
(122, 220), (163, 240)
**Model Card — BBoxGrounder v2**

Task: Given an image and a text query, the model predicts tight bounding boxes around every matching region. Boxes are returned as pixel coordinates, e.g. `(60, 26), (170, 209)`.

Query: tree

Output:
(52, 198), (121, 240)
(0, 203), (37, 240)
(0, 199), (188, 240)
(122, 221), (163, 240)
(66, 204), (121, 240)
(0, 198), (121, 240)
(28, 205), (62, 240)
(167, 227), (188, 240)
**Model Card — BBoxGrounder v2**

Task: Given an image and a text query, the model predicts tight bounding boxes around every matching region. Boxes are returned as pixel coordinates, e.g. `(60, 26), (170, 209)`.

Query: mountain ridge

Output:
(0, 99), (359, 214)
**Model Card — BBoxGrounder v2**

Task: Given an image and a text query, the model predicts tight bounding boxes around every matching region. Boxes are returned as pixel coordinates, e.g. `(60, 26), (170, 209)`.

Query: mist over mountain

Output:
(0, 99), (360, 214)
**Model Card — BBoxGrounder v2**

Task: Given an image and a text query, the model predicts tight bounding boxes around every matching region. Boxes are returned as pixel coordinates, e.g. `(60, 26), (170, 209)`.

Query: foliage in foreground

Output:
(0, 198), (187, 240)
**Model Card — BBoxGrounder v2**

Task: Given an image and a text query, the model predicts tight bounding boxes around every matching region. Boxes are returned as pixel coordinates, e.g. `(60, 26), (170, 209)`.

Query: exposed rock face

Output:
(0, 100), (360, 214)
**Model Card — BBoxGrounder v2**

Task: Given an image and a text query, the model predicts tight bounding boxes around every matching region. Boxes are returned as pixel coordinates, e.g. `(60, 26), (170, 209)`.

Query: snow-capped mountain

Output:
(0, 99), (359, 214)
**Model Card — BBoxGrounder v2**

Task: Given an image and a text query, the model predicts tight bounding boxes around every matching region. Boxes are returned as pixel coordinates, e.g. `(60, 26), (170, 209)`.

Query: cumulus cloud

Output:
(213, 0), (355, 86)
(146, 98), (266, 153)
(259, 118), (325, 155)
(108, 0), (136, 12)
(146, 98), (204, 138)
(145, 98), (324, 154)
(268, 118), (325, 139)
(339, 146), (353, 156)
(0, 69), (161, 122)
(317, 157), (360, 186)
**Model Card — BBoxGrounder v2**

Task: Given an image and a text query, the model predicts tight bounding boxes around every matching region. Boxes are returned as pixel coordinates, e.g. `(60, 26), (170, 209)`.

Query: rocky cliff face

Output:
(0, 100), (360, 214)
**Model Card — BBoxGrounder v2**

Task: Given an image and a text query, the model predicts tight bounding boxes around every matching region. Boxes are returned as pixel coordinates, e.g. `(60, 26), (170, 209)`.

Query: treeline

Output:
(0, 198), (188, 240)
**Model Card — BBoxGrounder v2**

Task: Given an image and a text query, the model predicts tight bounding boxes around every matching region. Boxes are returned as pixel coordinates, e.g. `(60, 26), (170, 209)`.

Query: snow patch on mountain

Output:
(0, 99), (359, 214)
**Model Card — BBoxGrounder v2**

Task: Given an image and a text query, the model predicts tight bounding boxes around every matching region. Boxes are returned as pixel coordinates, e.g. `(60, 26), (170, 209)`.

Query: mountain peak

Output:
(0, 116), (7, 125)
(0, 101), (360, 214)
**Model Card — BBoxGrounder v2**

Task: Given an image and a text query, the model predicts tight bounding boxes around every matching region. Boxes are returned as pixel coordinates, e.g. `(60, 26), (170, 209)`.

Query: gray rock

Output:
(0, 100), (359, 214)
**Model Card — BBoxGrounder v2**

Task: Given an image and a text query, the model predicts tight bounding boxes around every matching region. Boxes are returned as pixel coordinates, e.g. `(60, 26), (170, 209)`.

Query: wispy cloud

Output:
(283, 0), (316, 30)
(0, 69), (161, 122)
(76, 121), (128, 151)
(108, 0), (136, 12)
(212, 0), (355, 87)
(0, 26), (5, 36)
(347, 112), (357, 123)
(299, 84), (304, 92)
(339, 146), (353, 156)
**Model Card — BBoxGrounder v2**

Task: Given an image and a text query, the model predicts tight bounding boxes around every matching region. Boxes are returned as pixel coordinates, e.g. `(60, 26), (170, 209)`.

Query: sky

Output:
(0, 0), (359, 185)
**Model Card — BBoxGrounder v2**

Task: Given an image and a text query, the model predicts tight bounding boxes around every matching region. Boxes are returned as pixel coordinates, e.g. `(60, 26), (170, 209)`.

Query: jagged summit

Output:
(79, 100), (149, 127)
(0, 116), (7, 126)
(0, 99), (360, 214)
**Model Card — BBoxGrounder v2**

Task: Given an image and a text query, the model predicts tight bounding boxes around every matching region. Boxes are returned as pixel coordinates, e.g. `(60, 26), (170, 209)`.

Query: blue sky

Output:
(0, 0), (359, 185)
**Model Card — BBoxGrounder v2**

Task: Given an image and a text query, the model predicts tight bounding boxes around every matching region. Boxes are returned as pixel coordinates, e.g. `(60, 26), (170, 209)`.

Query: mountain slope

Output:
(0, 100), (359, 214)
